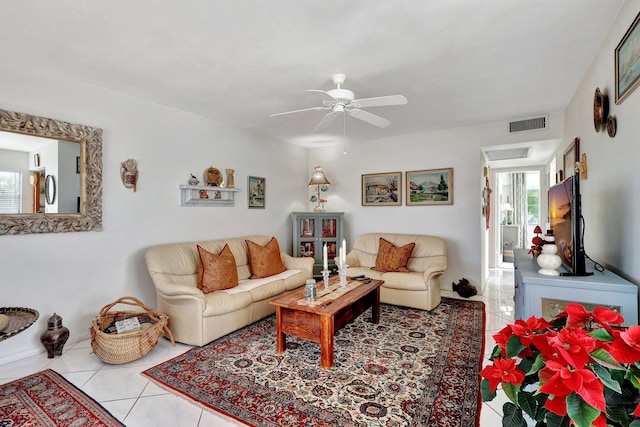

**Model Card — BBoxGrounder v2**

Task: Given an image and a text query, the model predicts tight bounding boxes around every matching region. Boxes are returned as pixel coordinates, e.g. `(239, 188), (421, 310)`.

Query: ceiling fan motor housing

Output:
(327, 88), (354, 105)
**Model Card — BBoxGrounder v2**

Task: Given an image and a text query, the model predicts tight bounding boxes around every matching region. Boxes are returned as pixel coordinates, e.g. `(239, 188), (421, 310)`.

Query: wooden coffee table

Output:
(270, 277), (383, 368)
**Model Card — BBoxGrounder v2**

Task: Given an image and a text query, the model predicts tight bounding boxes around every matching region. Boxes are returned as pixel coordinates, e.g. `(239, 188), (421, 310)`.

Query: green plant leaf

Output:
(481, 379), (496, 402)
(589, 327), (614, 342)
(527, 353), (546, 376)
(502, 402), (527, 427)
(491, 344), (502, 360)
(517, 391), (538, 419)
(502, 382), (520, 405)
(629, 420), (640, 427)
(605, 402), (631, 425)
(506, 335), (526, 358)
(566, 393), (600, 427)
(544, 412), (570, 427)
(629, 373), (640, 389)
(590, 348), (625, 370)
(592, 363), (622, 393)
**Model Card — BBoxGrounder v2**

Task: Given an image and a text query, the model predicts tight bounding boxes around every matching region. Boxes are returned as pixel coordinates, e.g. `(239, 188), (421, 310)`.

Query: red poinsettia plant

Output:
(481, 303), (640, 427)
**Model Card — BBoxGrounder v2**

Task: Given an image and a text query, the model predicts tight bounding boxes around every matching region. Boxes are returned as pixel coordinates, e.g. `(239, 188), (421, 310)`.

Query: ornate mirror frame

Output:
(0, 108), (103, 235)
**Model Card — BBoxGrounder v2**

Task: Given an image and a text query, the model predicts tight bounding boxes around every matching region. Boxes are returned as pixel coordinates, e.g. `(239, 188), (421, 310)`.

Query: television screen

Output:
(549, 178), (573, 269)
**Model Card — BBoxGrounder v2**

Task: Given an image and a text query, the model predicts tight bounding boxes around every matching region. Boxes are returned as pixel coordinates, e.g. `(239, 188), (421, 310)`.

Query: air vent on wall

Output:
(484, 146), (531, 161)
(508, 115), (547, 133)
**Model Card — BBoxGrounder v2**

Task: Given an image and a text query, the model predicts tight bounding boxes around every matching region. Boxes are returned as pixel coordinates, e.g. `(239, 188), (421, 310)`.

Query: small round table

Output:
(0, 307), (39, 342)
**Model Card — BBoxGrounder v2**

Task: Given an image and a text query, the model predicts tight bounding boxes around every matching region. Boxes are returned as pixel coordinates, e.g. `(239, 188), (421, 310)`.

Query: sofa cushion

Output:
(246, 237), (286, 279)
(373, 238), (415, 272)
(197, 244), (239, 293)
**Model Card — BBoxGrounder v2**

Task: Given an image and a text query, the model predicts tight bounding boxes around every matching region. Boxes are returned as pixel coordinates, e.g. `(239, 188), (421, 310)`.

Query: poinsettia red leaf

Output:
(576, 369), (606, 412)
(633, 401), (640, 417)
(543, 393), (568, 416)
(593, 306), (625, 325)
(591, 413), (607, 427)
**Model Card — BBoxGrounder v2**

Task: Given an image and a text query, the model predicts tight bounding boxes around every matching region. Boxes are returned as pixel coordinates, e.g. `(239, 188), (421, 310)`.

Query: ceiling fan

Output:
(269, 74), (408, 133)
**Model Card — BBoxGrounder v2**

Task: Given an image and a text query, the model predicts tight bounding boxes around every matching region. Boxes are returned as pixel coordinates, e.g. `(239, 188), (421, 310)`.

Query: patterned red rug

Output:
(143, 298), (485, 426)
(0, 369), (124, 426)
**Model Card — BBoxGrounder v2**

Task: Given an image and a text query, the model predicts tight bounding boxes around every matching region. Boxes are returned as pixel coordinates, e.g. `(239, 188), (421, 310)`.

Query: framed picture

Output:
(615, 11), (640, 104)
(406, 168), (453, 206)
(562, 137), (579, 180)
(361, 172), (402, 206)
(247, 176), (265, 209)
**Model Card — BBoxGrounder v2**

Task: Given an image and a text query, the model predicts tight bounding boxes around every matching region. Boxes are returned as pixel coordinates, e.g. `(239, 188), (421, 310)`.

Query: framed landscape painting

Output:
(361, 172), (402, 206)
(248, 176), (265, 209)
(406, 168), (453, 206)
(615, 11), (640, 104)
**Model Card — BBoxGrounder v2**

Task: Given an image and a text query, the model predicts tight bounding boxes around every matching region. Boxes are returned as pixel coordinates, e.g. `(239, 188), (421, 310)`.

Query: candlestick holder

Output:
(338, 263), (349, 288)
(321, 269), (330, 290)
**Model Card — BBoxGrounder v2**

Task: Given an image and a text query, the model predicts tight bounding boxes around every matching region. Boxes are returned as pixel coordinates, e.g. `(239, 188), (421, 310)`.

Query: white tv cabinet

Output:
(513, 249), (638, 326)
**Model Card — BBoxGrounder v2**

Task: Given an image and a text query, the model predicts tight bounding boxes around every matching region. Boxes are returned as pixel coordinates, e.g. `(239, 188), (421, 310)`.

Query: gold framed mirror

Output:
(0, 108), (102, 235)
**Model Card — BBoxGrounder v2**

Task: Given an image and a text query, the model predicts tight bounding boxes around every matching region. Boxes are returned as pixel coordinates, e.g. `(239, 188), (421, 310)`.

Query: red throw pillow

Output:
(246, 237), (286, 279)
(196, 244), (239, 293)
(373, 238), (415, 272)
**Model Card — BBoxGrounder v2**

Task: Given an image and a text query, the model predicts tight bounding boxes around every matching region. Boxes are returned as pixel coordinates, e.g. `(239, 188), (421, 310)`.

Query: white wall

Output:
(0, 62), (308, 364)
(560, 0), (640, 285)
(308, 113), (564, 292)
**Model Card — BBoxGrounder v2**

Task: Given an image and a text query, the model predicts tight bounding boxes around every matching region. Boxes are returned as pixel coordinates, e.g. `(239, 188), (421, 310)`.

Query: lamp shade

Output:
(308, 166), (331, 186)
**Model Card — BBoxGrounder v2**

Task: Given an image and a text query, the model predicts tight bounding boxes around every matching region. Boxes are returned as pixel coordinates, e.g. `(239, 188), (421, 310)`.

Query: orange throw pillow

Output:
(246, 237), (286, 279)
(373, 238), (415, 272)
(197, 244), (239, 293)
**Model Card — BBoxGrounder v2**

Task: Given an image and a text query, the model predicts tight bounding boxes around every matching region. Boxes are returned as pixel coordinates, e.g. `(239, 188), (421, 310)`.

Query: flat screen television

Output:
(548, 174), (591, 276)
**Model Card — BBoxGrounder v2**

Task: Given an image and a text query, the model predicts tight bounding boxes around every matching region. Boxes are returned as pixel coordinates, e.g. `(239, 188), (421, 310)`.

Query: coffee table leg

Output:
(275, 307), (286, 353)
(320, 315), (334, 368)
(372, 287), (380, 324)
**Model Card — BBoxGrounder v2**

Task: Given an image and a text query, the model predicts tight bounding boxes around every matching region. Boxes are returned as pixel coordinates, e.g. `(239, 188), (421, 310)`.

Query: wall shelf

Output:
(179, 185), (240, 207)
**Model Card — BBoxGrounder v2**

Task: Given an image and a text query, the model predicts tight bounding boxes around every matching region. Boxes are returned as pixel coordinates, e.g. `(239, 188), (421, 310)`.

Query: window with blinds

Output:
(0, 170), (22, 213)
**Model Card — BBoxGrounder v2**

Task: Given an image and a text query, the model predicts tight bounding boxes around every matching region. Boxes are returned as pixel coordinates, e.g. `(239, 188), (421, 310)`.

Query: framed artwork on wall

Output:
(247, 176), (265, 209)
(615, 11), (640, 104)
(406, 168), (453, 206)
(361, 172), (402, 206)
(562, 137), (580, 180)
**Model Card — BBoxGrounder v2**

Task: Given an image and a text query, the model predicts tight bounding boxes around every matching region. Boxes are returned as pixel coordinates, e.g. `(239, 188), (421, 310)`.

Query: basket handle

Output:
(99, 296), (160, 320)
(98, 296), (176, 347)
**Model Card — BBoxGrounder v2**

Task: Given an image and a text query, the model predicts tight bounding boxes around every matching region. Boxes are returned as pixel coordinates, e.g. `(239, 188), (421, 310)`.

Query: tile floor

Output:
(0, 266), (515, 426)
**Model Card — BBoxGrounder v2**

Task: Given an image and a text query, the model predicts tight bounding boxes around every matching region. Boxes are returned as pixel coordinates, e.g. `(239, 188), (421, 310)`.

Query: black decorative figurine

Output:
(40, 313), (69, 358)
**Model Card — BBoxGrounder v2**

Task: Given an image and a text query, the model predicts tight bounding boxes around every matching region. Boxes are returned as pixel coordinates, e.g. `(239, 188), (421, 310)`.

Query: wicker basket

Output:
(89, 296), (175, 364)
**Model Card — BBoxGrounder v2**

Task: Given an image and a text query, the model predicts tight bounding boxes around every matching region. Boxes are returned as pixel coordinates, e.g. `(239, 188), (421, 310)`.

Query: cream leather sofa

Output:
(345, 233), (447, 311)
(145, 235), (313, 346)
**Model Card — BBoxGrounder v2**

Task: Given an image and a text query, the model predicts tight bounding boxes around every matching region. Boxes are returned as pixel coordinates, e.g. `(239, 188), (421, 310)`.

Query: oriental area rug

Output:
(0, 369), (124, 426)
(143, 298), (485, 427)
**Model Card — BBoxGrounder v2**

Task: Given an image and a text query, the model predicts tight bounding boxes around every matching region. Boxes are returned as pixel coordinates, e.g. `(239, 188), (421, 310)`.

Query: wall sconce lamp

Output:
(308, 166), (330, 212)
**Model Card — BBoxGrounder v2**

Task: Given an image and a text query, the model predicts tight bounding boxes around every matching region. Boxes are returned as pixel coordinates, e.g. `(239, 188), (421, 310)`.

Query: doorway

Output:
(491, 167), (547, 268)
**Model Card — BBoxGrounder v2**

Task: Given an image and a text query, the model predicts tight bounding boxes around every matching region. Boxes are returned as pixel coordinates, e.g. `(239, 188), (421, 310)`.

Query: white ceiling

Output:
(0, 1), (624, 159)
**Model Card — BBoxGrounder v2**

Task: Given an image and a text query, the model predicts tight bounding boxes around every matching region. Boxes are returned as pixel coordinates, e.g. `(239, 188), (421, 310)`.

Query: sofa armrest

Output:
(151, 274), (205, 300)
(281, 252), (314, 275)
(345, 252), (361, 267)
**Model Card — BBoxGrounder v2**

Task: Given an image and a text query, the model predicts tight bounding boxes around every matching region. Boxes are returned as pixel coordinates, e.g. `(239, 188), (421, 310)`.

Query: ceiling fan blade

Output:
(307, 89), (337, 101)
(269, 106), (328, 118)
(314, 112), (337, 133)
(351, 95), (408, 108)
(347, 109), (391, 128)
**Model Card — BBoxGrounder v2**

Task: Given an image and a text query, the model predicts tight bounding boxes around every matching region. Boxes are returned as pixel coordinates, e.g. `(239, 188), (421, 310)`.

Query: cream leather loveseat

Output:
(345, 233), (447, 311)
(145, 235), (313, 346)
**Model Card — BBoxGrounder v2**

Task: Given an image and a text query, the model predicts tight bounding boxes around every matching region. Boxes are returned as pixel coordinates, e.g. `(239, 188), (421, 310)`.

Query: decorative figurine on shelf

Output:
(120, 159), (138, 192)
(225, 168), (235, 188)
(40, 313), (69, 358)
(189, 174), (200, 186)
(199, 190), (209, 199)
(537, 230), (562, 276)
(528, 225), (544, 258)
